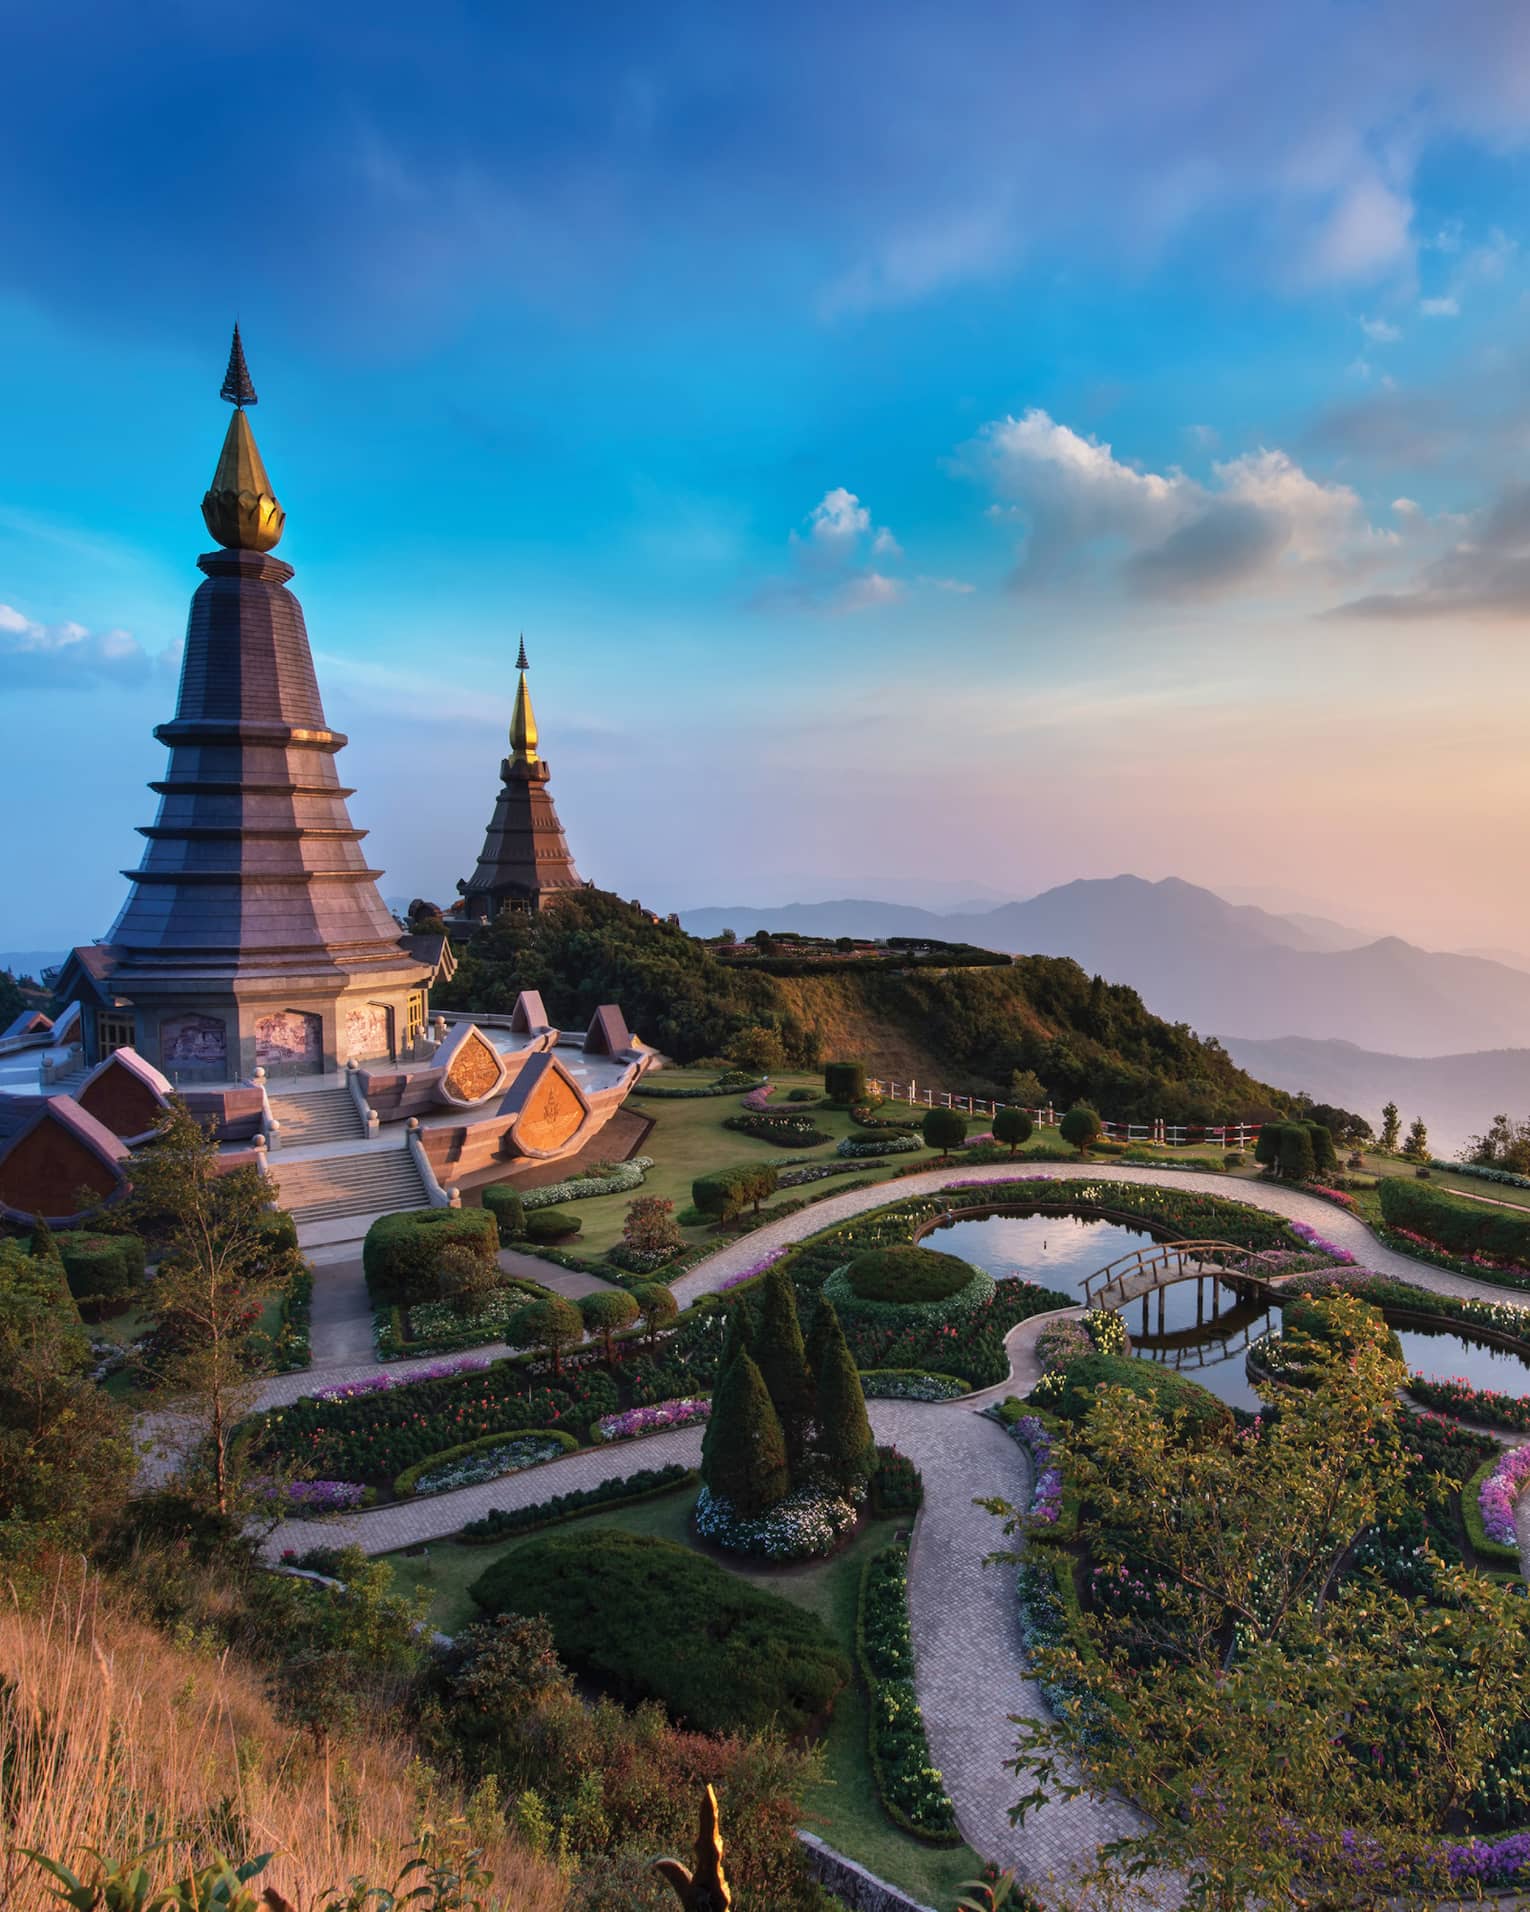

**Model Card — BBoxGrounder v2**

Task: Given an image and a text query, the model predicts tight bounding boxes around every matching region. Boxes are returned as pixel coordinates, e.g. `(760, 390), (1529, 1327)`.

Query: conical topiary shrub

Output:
(752, 1263), (815, 1465)
(812, 1300), (875, 1496)
(701, 1350), (789, 1518)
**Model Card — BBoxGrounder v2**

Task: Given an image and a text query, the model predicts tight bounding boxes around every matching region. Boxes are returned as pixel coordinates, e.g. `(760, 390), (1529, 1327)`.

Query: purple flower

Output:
(1289, 1221), (1356, 1265)
(312, 1355), (490, 1403)
(595, 1397), (711, 1441)
(285, 1480), (366, 1512)
(1479, 1444), (1530, 1547)
(719, 1249), (787, 1292)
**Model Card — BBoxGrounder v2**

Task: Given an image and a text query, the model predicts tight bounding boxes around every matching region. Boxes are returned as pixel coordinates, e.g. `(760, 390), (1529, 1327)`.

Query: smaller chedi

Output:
(0, 331), (653, 1233)
(456, 637), (590, 923)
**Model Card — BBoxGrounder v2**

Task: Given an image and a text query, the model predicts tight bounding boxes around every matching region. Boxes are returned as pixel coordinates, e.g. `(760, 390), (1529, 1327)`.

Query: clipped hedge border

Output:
(632, 1076), (763, 1099)
(859, 1369), (971, 1401)
(856, 1540), (960, 1845)
(457, 1463), (698, 1544)
(393, 1426), (578, 1499)
(822, 1260), (996, 1328)
(1462, 1454), (1524, 1572)
(522, 1157), (655, 1212)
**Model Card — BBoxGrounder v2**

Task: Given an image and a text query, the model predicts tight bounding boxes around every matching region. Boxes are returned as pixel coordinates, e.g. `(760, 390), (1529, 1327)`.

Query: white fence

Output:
(866, 1078), (1263, 1153)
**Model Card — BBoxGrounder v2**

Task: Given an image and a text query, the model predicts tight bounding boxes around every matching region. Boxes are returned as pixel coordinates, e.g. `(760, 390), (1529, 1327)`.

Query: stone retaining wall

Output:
(797, 1832), (940, 1912)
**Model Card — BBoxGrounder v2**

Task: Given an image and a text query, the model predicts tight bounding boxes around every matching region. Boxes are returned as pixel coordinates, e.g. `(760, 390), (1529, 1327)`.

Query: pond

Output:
(929, 1205), (1530, 1416)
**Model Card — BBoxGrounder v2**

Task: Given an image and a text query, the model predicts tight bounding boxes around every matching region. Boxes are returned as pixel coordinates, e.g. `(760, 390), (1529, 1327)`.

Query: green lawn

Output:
(1359, 1150), (1530, 1214)
(384, 1487), (984, 1904)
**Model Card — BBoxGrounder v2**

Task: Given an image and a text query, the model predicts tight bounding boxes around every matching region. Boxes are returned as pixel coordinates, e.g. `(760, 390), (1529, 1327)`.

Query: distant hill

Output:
(440, 887), (1286, 1122)
(1219, 1033), (1530, 1158)
(680, 876), (1530, 1058)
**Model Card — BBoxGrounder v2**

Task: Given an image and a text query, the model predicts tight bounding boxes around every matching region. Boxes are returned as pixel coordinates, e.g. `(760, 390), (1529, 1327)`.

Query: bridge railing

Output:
(1081, 1239), (1284, 1307)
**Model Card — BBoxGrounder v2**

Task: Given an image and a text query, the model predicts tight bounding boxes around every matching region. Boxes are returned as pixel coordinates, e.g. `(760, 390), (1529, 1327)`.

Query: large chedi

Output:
(457, 640), (588, 921)
(56, 329), (433, 1080)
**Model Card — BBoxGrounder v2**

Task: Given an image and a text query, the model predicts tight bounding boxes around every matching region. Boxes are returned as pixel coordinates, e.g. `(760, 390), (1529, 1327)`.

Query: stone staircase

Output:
(269, 1086), (366, 1146)
(269, 1145), (428, 1226)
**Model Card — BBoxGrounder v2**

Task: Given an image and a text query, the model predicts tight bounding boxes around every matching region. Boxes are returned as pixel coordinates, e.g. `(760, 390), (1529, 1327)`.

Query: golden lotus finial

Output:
(652, 1784), (731, 1910)
(509, 635), (539, 766)
(201, 325), (285, 552)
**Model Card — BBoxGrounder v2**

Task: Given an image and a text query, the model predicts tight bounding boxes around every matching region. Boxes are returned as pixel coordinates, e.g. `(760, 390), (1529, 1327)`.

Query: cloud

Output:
(1330, 482), (1530, 621)
(839, 571), (903, 610)
(809, 487), (872, 542)
(1419, 295), (1460, 317)
(1304, 173), (1414, 284)
(917, 575), (976, 594)
(771, 488), (912, 613)
(0, 602), (173, 688)
(959, 410), (1367, 601)
(1360, 315), (1400, 343)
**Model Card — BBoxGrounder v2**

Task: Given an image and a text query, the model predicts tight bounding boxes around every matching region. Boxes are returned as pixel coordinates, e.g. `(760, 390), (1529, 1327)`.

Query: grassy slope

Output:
(768, 976), (955, 1083)
(388, 1491), (982, 1905)
(1359, 1150), (1530, 1216)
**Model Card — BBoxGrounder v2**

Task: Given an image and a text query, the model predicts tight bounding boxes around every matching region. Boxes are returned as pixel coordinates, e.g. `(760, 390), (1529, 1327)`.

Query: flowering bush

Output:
(283, 1480), (367, 1513)
(1083, 1307), (1128, 1355)
(1284, 1271), (1530, 1344)
(1407, 1375), (1530, 1432)
(858, 1541), (958, 1842)
(1035, 1319), (1094, 1371)
(836, 1132), (920, 1158)
(594, 1397), (711, 1443)
(1307, 1184), (1357, 1209)
(1479, 1444), (1530, 1546)
(1006, 1415), (1063, 1524)
(399, 1430), (575, 1498)
(521, 1157), (655, 1210)
(724, 1113), (832, 1148)
(694, 1481), (860, 1560)
(859, 1369), (969, 1401)
(313, 1356), (490, 1403)
(1289, 1220), (1356, 1264)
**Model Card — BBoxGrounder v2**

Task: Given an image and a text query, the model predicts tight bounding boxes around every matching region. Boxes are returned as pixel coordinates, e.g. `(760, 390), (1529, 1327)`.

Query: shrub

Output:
(578, 1288), (639, 1361)
(692, 1163), (779, 1223)
(787, 1087), (820, 1103)
(1224, 1150), (1246, 1168)
(869, 1444), (922, 1514)
(992, 1106), (1034, 1154)
(1045, 1352), (1233, 1441)
(859, 1369), (970, 1401)
(630, 1282), (679, 1346)
(824, 1258), (995, 1333)
(812, 1302), (875, 1496)
(55, 1230), (145, 1308)
(470, 1528), (851, 1736)
(1380, 1176), (1530, 1268)
(617, 1194), (683, 1264)
(363, 1208), (498, 1307)
(921, 1106), (967, 1158)
(458, 1463), (695, 1543)
(824, 1060), (867, 1105)
(723, 1113), (832, 1148)
(703, 1351), (789, 1516)
(483, 1184), (527, 1241)
(525, 1210), (582, 1244)
(1059, 1104), (1102, 1157)
(843, 1244), (974, 1306)
(507, 1294), (585, 1373)
(858, 1541), (958, 1842)
(521, 1157), (654, 1210)
(752, 1262), (816, 1461)
(835, 1132), (920, 1159)
(395, 1428), (578, 1498)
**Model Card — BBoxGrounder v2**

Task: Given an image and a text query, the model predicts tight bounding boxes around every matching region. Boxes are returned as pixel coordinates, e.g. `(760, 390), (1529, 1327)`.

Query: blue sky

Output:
(5, 1), (1530, 954)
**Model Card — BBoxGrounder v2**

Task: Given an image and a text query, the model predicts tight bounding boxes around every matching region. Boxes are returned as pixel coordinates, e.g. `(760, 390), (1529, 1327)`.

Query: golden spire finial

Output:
(652, 1785), (731, 1910)
(509, 635), (539, 766)
(201, 325), (285, 552)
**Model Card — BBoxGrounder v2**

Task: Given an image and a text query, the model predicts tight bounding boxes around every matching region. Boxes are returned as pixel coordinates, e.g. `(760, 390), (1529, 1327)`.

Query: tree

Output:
(27, 1218), (56, 1260)
(811, 1302), (874, 1496)
(621, 1194), (683, 1259)
(992, 1106), (1034, 1155)
(1379, 1101), (1402, 1152)
(579, 1288), (639, 1362)
(1279, 1122), (1316, 1183)
(693, 1163), (778, 1223)
(730, 1024), (785, 1073)
(1466, 1113), (1530, 1176)
(1402, 1115), (1430, 1161)
(1058, 1103), (1101, 1158)
(436, 1240), (500, 1317)
(1305, 1120), (1338, 1175)
(985, 1302), (1527, 1908)
(719, 927), (737, 945)
(0, 1241), (133, 1556)
(125, 1100), (299, 1518)
(804, 1294), (837, 1384)
(630, 1281), (678, 1349)
(1008, 1068), (1048, 1110)
(508, 1294), (584, 1376)
(701, 1351), (788, 1516)
(922, 1105), (967, 1161)
(1307, 1102), (1373, 1146)
(824, 1060), (867, 1105)
(751, 1263), (815, 1464)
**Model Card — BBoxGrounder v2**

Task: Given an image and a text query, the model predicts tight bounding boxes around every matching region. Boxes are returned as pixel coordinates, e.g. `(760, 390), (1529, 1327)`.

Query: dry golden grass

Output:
(0, 1567), (568, 1912)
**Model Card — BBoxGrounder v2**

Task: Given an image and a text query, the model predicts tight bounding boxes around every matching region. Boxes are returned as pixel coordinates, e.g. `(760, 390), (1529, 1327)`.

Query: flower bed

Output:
(1433, 1159), (1530, 1191)
(458, 1463), (696, 1544)
(1406, 1376), (1530, 1432)
(593, 1397), (711, 1443)
(723, 1113), (832, 1148)
(741, 1084), (824, 1113)
(314, 1356), (492, 1403)
(252, 1362), (618, 1486)
(836, 1131), (921, 1159)
(1282, 1272), (1530, 1347)
(283, 1479), (369, 1514)
(1288, 1220), (1355, 1263)
(694, 1481), (861, 1560)
(521, 1156), (655, 1210)
(1006, 1414), (1064, 1526)
(391, 1280), (550, 1355)
(633, 1075), (761, 1099)
(857, 1541), (958, 1843)
(822, 1259), (996, 1328)
(778, 1159), (883, 1190)
(859, 1369), (969, 1401)
(395, 1429), (577, 1498)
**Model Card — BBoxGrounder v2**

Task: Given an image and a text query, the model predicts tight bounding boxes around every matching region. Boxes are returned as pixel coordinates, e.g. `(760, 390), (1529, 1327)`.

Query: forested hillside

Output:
(439, 891), (1287, 1122)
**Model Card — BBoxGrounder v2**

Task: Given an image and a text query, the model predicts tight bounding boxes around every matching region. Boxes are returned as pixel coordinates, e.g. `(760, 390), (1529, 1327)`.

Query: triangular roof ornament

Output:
(516, 635), (530, 672)
(220, 323), (258, 408)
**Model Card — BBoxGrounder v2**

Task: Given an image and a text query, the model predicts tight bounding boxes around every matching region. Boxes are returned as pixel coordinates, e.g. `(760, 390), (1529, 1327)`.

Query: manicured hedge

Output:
(470, 1528), (851, 1736)
(723, 1113), (832, 1148)
(845, 1245), (975, 1305)
(823, 1259), (995, 1330)
(525, 1210), (582, 1244)
(1381, 1176), (1530, 1268)
(483, 1184), (526, 1241)
(394, 1427), (578, 1498)
(362, 1208), (499, 1307)
(857, 1541), (958, 1842)
(824, 1061), (867, 1105)
(692, 1163), (779, 1222)
(457, 1463), (696, 1543)
(1040, 1352), (1234, 1440)
(252, 1362), (618, 1485)
(56, 1230), (146, 1307)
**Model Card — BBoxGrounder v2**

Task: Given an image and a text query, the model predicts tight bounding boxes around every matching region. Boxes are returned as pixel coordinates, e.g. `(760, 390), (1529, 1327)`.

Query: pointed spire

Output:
(219, 324), (258, 408)
(509, 639), (539, 767)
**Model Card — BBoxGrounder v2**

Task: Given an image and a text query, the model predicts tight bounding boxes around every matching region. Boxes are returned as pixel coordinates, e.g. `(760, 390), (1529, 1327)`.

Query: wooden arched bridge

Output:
(1081, 1239), (1288, 1311)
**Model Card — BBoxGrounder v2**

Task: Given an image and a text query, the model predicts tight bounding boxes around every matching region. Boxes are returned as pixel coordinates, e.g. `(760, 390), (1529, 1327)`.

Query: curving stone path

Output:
(218, 1164), (1530, 1908)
